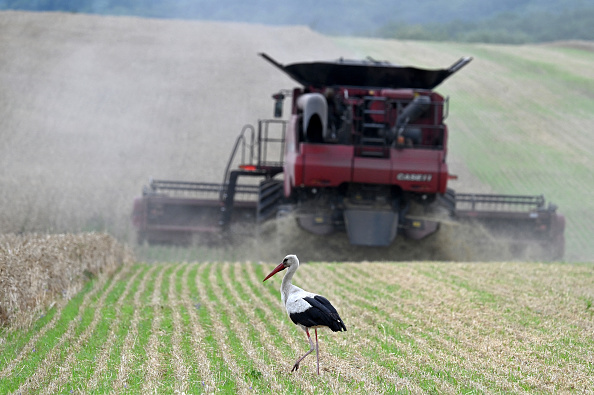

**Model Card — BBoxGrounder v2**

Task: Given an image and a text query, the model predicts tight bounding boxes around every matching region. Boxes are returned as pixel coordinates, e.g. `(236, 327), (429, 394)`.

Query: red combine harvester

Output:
(132, 54), (565, 260)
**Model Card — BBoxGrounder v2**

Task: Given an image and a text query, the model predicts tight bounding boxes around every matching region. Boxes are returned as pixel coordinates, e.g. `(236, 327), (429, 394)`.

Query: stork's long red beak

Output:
(263, 262), (286, 282)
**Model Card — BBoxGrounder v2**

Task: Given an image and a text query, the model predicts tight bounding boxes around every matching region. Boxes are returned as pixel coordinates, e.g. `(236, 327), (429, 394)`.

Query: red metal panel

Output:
(438, 162), (449, 194)
(352, 157), (391, 184)
(300, 143), (354, 187)
(390, 148), (445, 193)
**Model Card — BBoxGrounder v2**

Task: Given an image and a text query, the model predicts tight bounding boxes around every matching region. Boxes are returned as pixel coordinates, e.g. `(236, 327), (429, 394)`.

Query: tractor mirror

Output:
(272, 93), (285, 118)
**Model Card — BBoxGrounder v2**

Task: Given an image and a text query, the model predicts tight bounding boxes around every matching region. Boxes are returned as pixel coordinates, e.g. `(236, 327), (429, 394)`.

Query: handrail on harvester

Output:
(221, 124), (255, 194)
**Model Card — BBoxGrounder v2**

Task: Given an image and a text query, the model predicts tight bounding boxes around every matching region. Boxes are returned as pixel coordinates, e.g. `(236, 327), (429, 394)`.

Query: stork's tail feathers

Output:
(329, 317), (347, 332)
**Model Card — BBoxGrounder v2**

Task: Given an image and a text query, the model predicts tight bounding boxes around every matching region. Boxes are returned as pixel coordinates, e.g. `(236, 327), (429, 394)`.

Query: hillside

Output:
(2, 0), (591, 40)
(0, 11), (592, 261)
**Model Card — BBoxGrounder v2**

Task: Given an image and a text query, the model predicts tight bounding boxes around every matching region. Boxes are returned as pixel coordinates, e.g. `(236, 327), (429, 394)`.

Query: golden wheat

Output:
(0, 232), (132, 327)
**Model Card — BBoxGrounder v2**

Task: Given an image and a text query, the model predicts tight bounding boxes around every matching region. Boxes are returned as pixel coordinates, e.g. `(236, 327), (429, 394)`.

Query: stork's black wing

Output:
(290, 295), (347, 332)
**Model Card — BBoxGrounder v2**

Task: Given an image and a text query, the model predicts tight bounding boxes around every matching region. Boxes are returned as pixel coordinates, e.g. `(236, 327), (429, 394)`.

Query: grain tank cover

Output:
(260, 53), (472, 90)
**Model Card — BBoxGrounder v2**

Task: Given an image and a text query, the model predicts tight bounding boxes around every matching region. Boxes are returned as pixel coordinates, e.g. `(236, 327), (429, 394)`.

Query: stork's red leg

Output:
(315, 328), (320, 375)
(292, 328), (315, 372)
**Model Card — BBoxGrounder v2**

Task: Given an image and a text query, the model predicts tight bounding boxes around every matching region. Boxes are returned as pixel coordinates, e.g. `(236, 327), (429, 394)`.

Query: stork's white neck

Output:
(280, 262), (299, 305)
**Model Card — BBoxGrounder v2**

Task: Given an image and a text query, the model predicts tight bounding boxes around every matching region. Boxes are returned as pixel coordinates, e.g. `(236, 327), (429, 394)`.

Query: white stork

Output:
(263, 254), (347, 375)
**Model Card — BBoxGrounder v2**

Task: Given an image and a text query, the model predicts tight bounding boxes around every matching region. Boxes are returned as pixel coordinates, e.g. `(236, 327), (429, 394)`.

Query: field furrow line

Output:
(0, 306), (60, 380)
(219, 262), (289, 392)
(0, 311), (60, 378)
(180, 262), (216, 392)
(325, 264), (531, 393)
(86, 264), (146, 391)
(415, 263), (594, 392)
(390, 263), (573, 392)
(215, 263), (279, 390)
(112, 264), (159, 392)
(445, 263), (594, 331)
(332, 264), (501, 392)
(0, 272), (111, 382)
(192, 262), (240, 392)
(140, 263), (172, 394)
(168, 263), (190, 393)
(39, 264), (138, 394)
(14, 267), (126, 394)
(200, 262), (250, 393)
(244, 263), (285, 321)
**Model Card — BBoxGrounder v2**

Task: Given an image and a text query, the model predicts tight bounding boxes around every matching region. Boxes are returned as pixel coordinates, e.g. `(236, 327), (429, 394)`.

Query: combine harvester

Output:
(132, 54), (565, 260)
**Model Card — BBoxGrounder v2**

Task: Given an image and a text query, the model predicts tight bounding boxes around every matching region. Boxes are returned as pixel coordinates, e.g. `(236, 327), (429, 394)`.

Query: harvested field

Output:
(0, 233), (132, 328)
(1, 260), (592, 393)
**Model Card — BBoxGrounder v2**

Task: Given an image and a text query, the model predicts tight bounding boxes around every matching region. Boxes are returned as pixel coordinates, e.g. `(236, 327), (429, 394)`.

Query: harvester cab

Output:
(132, 53), (565, 260)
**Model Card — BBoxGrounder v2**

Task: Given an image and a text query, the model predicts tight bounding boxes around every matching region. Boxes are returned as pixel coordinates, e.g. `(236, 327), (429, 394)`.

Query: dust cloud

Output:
(140, 212), (543, 263)
(0, 11), (348, 242)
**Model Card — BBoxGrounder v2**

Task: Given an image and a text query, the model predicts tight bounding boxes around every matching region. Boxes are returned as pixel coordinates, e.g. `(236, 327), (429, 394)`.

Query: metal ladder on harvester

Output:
(358, 96), (390, 157)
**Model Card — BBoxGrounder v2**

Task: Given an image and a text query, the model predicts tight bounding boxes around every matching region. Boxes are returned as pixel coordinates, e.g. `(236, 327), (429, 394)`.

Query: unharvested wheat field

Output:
(0, 233), (132, 328)
(1, 260), (592, 394)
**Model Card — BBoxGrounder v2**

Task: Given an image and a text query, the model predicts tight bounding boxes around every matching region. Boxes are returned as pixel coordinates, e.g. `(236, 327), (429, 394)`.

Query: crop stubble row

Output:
(310, 262), (593, 393)
(37, 265), (134, 394)
(287, 261), (592, 393)
(1, 266), (120, 392)
(317, 264), (514, 392)
(0, 261), (592, 394)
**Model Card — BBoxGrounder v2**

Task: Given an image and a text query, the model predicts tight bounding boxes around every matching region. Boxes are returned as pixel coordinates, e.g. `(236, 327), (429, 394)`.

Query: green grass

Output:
(0, 303), (57, 372)
(92, 265), (147, 392)
(196, 264), (236, 393)
(225, 265), (287, 390)
(211, 264), (264, 391)
(173, 265), (204, 391)
(1, 261), (593, 394)
(0, 278), (97, 392)
(119, 266), (158, 392)
(325, 264), (471, 392)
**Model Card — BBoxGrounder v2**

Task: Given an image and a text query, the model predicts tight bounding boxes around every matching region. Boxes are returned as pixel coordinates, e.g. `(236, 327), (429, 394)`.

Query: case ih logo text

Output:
(396, 173), (432, 182)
